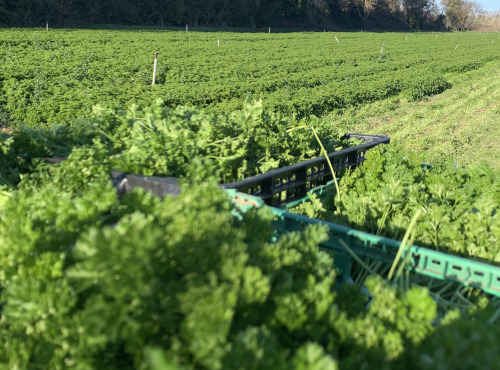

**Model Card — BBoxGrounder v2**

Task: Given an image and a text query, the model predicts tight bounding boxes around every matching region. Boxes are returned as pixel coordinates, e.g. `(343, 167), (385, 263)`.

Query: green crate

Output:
(228, 191), (500, 298)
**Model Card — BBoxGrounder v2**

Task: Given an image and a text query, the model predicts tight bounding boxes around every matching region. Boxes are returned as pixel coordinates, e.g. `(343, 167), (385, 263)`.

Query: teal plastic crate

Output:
(228, 190), (500, 298)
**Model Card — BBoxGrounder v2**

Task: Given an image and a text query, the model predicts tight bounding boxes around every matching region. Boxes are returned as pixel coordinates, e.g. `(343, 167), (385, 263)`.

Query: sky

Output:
(479, 0), (500, 12)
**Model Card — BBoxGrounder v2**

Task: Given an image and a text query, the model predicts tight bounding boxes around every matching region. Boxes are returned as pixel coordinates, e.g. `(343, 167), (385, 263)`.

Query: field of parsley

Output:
(1, 29), (499, 128)
(0, 28), (500, 369)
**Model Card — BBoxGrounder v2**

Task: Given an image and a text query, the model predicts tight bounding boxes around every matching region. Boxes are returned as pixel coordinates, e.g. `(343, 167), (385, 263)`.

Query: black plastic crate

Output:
(45, 133), (389, 202)
(221, 133), (390, 207)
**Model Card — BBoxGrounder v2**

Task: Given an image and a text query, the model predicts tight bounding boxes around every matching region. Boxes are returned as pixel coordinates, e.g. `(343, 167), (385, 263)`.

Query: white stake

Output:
(380, 43), (385, 54)
(152, 52), (158, 85)
(335, 36), (339, 42)
(455, 43), (460, 50)
(186, 24), (188, 33)
(218, 36), (220, 47)
(46, 21), (48, 31)
(268, 27), (271, 33)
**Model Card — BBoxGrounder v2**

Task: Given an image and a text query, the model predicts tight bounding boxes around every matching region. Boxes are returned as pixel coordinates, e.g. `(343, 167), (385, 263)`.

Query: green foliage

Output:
(1, 100), (348, 186)
(20, 144), (111, 193)
(0, 177), (336, 368)
(291, 342), (337, 370)
(88, 99), (346, 182)
(410, 309), (500, 368)
(0, 122), (95, 187)
(336, 276), (436, 368)
(0, 0), (442, 29)
(0, 173), (498, 368)
(1, 31), (499, 128)
(292, 144), (500, 262)
(1, 29), (499, 370)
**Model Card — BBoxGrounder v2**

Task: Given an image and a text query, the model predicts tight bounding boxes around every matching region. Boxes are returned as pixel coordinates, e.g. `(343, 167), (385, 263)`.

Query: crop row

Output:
(0, 30), (499, 127)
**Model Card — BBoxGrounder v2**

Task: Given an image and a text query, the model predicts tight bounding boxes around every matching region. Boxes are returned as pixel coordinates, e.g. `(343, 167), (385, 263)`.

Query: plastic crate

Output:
(111, 171), (181, 198)
(45, 133), (388, 201)
(45, 158), (182, 198)
(228, 191), (500, 298)
(45, 151), (500, 297)
(221, 133), (390, 208)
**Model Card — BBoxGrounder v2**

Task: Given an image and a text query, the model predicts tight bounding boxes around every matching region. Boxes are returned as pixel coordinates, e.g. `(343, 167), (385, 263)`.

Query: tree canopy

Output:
(0, 0), (447, 30)
(441, 0), (482, 30)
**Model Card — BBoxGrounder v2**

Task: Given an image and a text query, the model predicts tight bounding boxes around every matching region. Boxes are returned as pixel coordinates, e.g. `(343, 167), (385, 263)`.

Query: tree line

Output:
(0, 0), (484, 31)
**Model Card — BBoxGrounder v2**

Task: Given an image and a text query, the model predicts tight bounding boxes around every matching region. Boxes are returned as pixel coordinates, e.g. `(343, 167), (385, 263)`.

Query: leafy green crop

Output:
(88, 99), (348, 182)
(1, 30), (499, 127)
(1, 100), (349, 186)
(1, 165), (497, 369)
(1, 28), (499, 369)
(292, 144), (500, 263)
